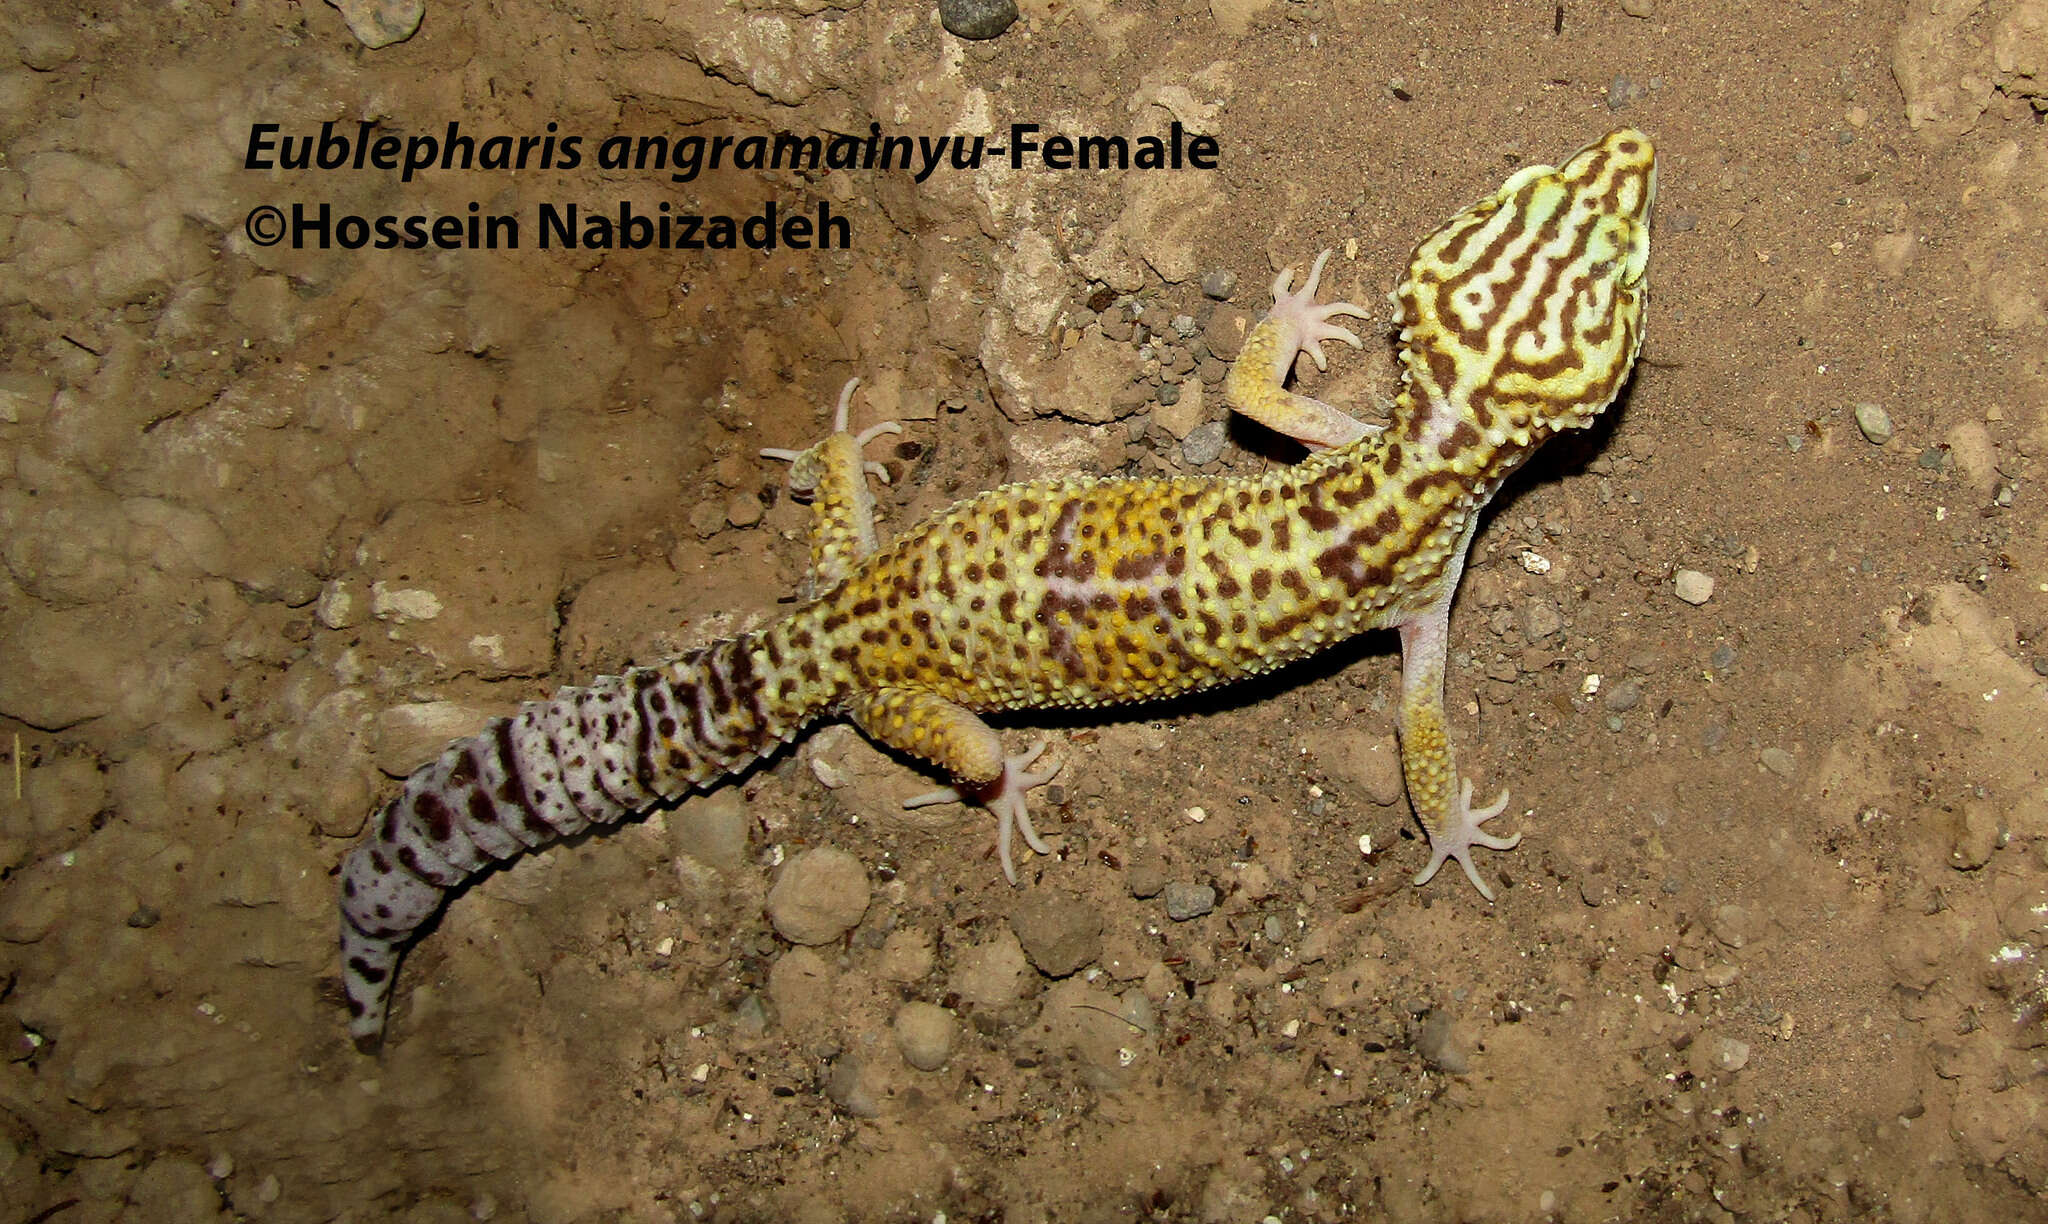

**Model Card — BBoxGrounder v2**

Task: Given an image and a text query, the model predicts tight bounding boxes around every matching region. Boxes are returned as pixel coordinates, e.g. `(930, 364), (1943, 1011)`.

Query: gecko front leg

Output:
(761, 377), (904, 594)
(1224, 249), (1381, 450)
(1396, 589), (1521, 901)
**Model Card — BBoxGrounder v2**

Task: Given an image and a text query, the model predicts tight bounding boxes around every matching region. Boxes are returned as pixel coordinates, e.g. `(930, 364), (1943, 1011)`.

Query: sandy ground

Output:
(2, 0), (2047, 1220)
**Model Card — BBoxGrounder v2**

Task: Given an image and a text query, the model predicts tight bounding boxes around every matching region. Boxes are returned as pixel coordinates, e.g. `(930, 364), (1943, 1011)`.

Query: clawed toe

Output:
(761, 378), (904, 485)
(1412, 777), (1521, 902)
(1268, 250), (1370, 370)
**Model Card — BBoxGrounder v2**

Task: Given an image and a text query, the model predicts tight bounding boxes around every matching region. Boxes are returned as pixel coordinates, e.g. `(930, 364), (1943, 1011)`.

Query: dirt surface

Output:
(3, 0), (2047, 1220)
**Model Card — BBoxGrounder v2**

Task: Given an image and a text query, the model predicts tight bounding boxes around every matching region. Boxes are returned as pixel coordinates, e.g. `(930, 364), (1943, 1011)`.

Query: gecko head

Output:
(1391, 128), (1656, 454)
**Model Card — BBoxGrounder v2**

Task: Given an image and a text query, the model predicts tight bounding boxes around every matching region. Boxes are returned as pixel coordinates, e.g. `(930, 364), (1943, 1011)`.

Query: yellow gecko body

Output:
(338, 130), (1656, 1051)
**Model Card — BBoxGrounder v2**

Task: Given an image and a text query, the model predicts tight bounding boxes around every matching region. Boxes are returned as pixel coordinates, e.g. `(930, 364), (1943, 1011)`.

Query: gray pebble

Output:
(1710, 643), (1737, 671)
(1693, 1033), (1750, 1075)
(938, 0), (1018, 40)
(1608, 74), (1648, 112)
(126, 905), (161, 930)
(1520, 597), (1564, 642)
(1009, 889), (1104, 977)
(1853, 402), (1893, 445)
(2033, 656), (2048, 678)
(825, 1054), (882, 1117)
(1711, 903), (1753, 949)
(1157, 382), (1181, 407)
(732, 993), (770, 1038)
(1415, 1011), (1468, 1073)
(1759, 747), (1796, 778)
(1181, 421), (1227, 466)
(1603, 680), (1643, 713)
(1201, 269), (1238, 301)
(1916, 445), (1947, 470)
(1163, 881), (1216, 921)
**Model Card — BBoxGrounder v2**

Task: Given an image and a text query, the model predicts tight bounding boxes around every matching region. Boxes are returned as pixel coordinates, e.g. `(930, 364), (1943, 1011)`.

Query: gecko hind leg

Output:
(760, 377), (904, 592)
(903, 741), (1063, 884)
(844, 688), (1063, 885)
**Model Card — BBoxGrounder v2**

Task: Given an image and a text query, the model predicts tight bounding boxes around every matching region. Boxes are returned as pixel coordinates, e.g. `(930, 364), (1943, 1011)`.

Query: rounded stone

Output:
(766, 847), (870, 945)
(894, 1001), (959, 1071)
(1008, 889), (1103, 977)
(938, 0), (1018, 40)
(1164, 881), (1217, 921)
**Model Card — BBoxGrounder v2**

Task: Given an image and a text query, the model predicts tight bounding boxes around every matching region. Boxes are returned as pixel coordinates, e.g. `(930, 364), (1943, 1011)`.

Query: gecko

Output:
(337, 129), (1656, 1052)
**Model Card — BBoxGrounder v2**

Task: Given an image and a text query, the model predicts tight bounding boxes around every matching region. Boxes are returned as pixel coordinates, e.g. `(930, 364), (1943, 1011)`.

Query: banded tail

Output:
(339, 626), (822, 1053)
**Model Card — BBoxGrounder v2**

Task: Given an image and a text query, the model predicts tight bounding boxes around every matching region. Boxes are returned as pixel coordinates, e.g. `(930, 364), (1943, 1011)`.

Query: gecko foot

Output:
(760, 377), (904, 488)
(1268, 249), (1371, 372)
(903, 741), (1063, 886)
(1412, 777), (1520, 902)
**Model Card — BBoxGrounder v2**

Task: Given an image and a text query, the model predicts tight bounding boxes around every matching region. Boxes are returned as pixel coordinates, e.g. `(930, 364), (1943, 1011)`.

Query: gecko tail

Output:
(337, 628), (815, 1053)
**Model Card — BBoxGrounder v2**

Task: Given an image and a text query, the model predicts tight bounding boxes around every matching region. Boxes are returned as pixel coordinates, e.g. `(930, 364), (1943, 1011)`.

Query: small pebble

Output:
(1710, 643), (1738, 671)
(938, 0), (1018, 40)
(126, 905), (161, 929)
(1603, 680), (1642, 713)
(765, 847), (871, 945)
(1009, 890), (1104, 977)
(893, 1001), (959, 1071)
(1201, 268), (1238, 301)
(1181, 420), (1227, 466)
(1126, 846), (1168, 899)
(1620, 0), (1655, 14)
(1415, 1011), (1469, 1073)
(1693, 1033), (1751, 1075)
(1916, 445), (1947, 470)
(1163, 881), (1217, 921)
(825, 1054), (882, 1118)
(1673, 569), (1715, 605)
(1759, 747), (1796, 778)
(732, 993), (770, 1038)
(1711, 903), (1754, 949)
(1853, 402), (1893, 445)
(1607, 74), (1648, 111)
(1949, 804), (1999, 870)
(325, 0), (425, 48)
(1520, 597), (1564, 642)
(877, 927), (936, 983)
